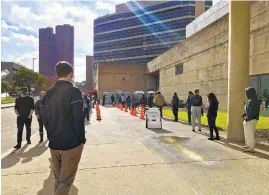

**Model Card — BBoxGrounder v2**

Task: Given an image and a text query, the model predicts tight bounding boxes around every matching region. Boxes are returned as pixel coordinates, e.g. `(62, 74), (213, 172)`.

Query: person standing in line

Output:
(121, 94), (126, 108)
(42, 61), (86, 194)
(126, 95), (132, 110)
(111, 94), (115, 106)
(147, 93), (154, 108)
(172, 92), (179, 122)
(35, 91), (47, 143)
(187, 91), (194, 124)
(190, 89), (203, 132)
(242, 87), (261, 153)
(131, 94), (137, 109)
(139, 94), (147, 113)
(14, 88), (35, 149)
(154, 91), (165, 118)
(83, 94), (90, 121)
(207, 93), (220, 140)
(102, 95), (106, 106)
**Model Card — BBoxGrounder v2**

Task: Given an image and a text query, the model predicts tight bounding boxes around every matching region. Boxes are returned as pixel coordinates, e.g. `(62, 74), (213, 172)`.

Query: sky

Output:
(1, 0), (127, 82)
(1, 0), (219, 82)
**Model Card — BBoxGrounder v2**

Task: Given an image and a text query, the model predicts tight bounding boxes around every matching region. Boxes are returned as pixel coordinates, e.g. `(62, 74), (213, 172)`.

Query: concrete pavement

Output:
(1, 106), (269, 195)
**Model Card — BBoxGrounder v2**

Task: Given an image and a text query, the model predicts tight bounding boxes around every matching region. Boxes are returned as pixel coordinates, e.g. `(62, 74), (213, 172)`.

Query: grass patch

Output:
(163, 108), (269, 130)
(1, 97), (15, 104)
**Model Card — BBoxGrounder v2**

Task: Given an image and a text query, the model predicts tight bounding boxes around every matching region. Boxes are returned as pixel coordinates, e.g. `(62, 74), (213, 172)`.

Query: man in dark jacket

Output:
(147, 94), (154, 108)
(111, 95), (115, 106)
(42, 61), (86, 194)
(102, 95), (106, 106)
(172, 92), (179, 122)
(243, 87), (261, 153)
(14, 89), (35, 149)
(190, 89), (203, 132)
(186, 91), (193, 124)
(35, 91), (47, 143)
(140, 94), (147, 113)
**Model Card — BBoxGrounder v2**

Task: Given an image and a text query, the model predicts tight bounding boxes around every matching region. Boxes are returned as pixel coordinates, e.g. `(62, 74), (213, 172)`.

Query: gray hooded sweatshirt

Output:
(244, 87), (261, 121)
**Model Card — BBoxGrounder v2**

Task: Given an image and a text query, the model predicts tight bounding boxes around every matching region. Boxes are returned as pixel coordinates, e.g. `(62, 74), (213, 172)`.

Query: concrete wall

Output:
(147, 1), (269, 110)
(96, 63), (147, 96)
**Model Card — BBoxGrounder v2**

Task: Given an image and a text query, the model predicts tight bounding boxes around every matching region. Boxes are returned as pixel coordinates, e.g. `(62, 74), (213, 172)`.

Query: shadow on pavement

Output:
(147, 128), (172, 134)
(215, 139), (269, 160)
(1, 144), (28, 169)
(196, 131), (269, 160)
(20, 140), (49, 163)
(37, 158), (78, 195)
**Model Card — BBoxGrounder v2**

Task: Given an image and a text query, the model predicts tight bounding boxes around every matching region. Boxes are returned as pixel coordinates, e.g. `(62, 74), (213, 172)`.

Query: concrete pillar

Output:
(227, 1), (250, 141)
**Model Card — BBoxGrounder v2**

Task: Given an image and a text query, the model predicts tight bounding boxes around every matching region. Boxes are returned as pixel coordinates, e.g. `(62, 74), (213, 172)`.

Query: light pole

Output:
(33, 58), (36, 72)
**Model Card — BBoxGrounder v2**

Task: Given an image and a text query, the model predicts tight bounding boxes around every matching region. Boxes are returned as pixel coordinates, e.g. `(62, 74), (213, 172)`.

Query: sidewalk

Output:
(2, 107), (269, 195)
(1, 103), (15, 109)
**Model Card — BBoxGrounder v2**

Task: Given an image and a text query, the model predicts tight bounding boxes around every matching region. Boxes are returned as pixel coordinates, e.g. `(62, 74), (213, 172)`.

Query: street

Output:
(1, 107), (39, 154)
(1, 106), (269, 195)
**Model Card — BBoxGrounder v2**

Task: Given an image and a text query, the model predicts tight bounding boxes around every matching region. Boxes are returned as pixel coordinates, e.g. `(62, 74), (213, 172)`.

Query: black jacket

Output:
(140, 96), (147, 105)
(243, 87), (261, 121)
(35, 99), (42, 117)
(148, 96), (154, 107)
(187, 95), (192, 110)
(42, 80), (86, 150)
(15, 96), (34, 118)
(126, 97), (131, 104)
(190, 95), (202, 107)
(207, 101), (218, 117)
(172, 95), (179, 108)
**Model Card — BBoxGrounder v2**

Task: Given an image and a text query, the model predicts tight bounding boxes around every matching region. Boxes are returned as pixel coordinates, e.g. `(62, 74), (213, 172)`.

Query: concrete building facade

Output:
(39, 24), (74, 77)
(94, 1), (212, 65)
(1, 62), (22, 85)
(85, 56), (93, 90)
(96, 63), (147, 95)
(147, 1), (269, 111)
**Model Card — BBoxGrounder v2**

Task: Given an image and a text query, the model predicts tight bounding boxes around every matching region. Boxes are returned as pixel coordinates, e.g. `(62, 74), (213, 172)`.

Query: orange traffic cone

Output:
(140, 108), (145, 120)
(133, 108), (137, 116)
(96, 103), (100, 111)
(96, 109), (102, 121)
(125, 105), (128, 112)
(130, 108), (133, 115)
(121, 105), (123, 111)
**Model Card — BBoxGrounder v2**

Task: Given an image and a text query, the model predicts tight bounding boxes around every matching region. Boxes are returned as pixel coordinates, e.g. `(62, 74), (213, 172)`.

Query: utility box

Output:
(146, 108), (162, 129)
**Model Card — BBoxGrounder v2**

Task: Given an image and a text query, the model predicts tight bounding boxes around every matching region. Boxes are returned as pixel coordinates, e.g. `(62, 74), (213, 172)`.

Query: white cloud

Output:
(1, 36), (10, 42)
(1, 19), (35, 32)
(11, 32), (38, 47)
(96, 1), (115, 12)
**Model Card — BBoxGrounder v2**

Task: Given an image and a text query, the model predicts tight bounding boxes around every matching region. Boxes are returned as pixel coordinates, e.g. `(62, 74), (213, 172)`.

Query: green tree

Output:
(14, 66), (45, 94)
(260, 89), (269, 101)
(1, 81), (10, 96)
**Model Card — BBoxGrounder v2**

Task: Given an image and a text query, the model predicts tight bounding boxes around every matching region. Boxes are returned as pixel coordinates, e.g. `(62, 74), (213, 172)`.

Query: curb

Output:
(1, 105), (15, 109)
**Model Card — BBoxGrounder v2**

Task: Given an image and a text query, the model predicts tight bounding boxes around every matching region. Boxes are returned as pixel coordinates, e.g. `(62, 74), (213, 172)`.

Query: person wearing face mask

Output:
(14, 88), (35, 149)
(35, 91), (47, 143)
(42, 61), (86, 194)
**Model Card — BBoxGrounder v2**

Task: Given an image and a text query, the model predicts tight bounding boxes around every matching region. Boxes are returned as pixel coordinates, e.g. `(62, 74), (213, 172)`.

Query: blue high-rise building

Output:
(94, 1), (212, 66)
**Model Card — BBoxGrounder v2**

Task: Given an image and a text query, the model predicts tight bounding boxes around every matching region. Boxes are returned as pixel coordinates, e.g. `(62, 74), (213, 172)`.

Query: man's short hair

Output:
(194, 89), (199, 94)
(56, 61), (73, 78)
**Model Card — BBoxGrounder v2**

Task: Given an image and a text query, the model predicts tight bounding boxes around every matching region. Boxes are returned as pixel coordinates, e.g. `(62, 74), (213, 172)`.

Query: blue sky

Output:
(1, 0), (219, 81)
(1, 0), (127, 81)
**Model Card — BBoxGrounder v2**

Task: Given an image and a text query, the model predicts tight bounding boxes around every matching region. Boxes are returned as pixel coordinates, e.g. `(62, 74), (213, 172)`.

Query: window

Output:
(175, 63), (183, 75)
